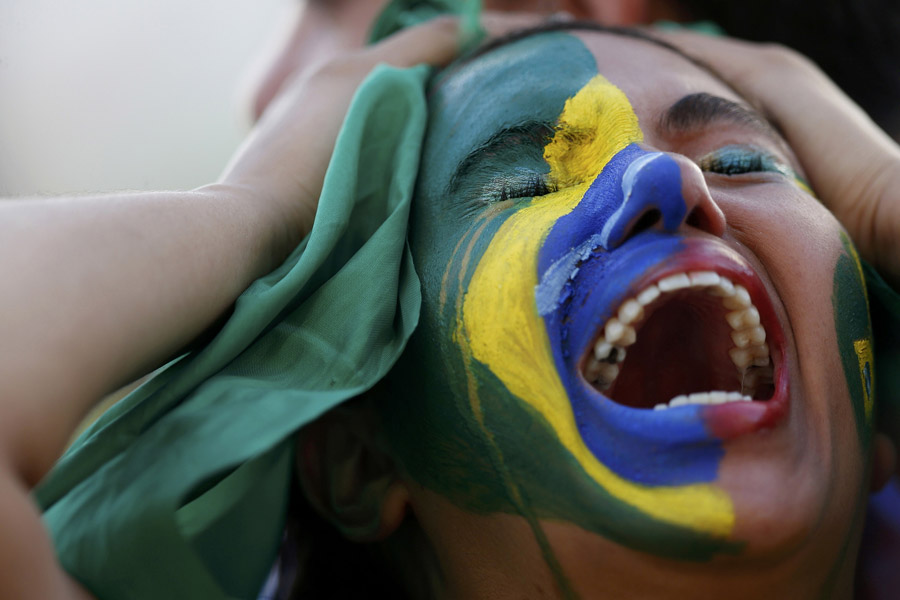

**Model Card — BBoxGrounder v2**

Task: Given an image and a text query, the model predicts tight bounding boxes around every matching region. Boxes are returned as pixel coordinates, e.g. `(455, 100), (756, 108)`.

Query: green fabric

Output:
(368, 0), (485, 47)
(36, 63), (431, 599)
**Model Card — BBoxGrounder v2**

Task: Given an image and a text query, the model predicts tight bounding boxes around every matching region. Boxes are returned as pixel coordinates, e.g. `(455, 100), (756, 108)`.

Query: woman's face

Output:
(384, 27), (873, 594)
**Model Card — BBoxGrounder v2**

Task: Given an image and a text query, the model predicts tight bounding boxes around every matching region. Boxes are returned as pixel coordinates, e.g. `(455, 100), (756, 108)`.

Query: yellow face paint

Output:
(458, 75), (734, 537)
(853, 339), (874, 424)
(843, 235), (874, 425)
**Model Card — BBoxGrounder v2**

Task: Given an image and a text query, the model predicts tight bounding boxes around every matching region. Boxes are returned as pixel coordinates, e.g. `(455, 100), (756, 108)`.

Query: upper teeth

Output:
(583, 270), (774, 408)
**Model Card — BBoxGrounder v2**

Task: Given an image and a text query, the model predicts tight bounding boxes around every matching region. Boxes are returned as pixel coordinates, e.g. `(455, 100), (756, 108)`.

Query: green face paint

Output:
(832, 232), (875, 451)
(815, 231), (875, 597)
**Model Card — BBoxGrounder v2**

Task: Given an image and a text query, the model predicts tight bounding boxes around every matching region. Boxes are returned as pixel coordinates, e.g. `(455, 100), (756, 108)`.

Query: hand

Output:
(219, 16), (464, 252)
(654, 30), (900, 284)
(224, 11), (548, 256)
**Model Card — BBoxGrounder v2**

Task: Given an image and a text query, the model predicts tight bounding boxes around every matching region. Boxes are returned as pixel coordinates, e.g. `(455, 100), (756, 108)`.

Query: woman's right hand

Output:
(655, 30), (900, 285)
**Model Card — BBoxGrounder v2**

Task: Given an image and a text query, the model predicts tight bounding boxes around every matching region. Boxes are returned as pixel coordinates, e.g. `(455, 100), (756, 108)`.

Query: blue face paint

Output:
(599, 151), (687, 249)
(538, 145), (723, 486)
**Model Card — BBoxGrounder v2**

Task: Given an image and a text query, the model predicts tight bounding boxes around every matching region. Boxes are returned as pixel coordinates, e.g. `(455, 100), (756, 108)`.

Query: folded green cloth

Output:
(35, 2), (900, 598)
(37, 61), (431, 599)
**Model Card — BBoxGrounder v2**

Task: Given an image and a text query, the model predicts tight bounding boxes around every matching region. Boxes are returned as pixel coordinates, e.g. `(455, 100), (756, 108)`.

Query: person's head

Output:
(299, 23), (890, 599)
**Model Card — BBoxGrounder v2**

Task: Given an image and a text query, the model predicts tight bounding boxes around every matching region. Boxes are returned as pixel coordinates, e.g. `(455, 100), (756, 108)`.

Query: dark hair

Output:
(282, 486), (412, 599)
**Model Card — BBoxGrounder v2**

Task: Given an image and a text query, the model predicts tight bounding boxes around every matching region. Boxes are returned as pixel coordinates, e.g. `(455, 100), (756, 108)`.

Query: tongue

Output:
(607, 292), (739, 409)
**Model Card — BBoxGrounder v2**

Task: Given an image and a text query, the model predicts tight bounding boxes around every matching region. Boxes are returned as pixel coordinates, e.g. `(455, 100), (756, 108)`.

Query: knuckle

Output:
(425, 15), (460, 34)
(756, 42), (809, 68)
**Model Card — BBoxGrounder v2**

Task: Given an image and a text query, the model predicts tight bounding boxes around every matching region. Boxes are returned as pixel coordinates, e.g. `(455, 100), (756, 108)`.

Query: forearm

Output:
(0, 185), (302, 485)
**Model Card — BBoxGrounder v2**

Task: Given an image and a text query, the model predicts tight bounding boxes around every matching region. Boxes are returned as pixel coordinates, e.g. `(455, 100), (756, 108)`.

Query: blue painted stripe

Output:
(535, 144), (723, 486)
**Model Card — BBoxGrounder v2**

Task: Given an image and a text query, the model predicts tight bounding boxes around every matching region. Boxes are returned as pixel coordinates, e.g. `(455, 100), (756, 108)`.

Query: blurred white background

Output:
(0, 0), (297, 195)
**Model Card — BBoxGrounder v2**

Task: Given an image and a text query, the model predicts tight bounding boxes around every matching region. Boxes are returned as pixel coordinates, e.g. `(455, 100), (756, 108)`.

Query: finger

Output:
(366, 11), (548, 69)
(363, 16), (463, 68)
(479, 11), (548, 38)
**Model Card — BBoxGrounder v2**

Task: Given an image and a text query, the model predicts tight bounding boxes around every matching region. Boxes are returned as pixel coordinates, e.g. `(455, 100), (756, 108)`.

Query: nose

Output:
(598, 150), (726, 251)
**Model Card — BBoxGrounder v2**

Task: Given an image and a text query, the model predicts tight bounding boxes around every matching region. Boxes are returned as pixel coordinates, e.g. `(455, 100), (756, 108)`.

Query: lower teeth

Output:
(653, 390), (753, 410)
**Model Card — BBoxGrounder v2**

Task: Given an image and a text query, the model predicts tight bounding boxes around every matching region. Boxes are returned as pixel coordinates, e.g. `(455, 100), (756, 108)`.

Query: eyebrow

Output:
(660, 93), (781, 140)
(660, 93), (795, 162)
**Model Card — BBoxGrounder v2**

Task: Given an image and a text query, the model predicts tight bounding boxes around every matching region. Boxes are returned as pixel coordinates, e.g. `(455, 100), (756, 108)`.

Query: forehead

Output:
(420, 30), (742, 198)
(570, 30), (742, 121)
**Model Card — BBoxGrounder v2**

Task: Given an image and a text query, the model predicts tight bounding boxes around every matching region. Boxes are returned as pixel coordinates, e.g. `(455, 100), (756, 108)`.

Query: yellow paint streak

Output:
(854, 339), (874, 424)
(543, 75), (642, 187)
(459, 75), (734, 536)
(439, 230), (470, 316)
(842, 236), (873, 424)
(439, 201), (512, 317)
(795, 177), (815, 197)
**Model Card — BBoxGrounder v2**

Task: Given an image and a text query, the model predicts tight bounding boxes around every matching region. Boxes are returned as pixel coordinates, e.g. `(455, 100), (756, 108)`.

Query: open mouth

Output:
(581, 269), (777, 411)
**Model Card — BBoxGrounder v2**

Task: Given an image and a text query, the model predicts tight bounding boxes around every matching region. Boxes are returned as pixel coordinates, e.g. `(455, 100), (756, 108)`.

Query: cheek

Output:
(736, 189), (871, 429)
(717, 185), (874, 535)
(722, 185), (872, 429)
(718, 186), (846, 337)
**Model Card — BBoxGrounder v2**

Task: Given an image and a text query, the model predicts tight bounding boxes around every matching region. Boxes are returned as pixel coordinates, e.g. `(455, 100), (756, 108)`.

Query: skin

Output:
(378, 29), (874, 599)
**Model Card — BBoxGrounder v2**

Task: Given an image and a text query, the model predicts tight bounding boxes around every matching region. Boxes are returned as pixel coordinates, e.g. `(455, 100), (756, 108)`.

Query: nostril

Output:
(630, 209), (662, 238)
(685, 206), (719, 232)
(685, 207), (704, 229)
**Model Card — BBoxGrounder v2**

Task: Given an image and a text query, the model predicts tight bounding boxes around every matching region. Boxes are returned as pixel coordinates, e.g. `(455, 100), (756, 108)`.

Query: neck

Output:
(397, 489), (863, 600)
(540, 518), (860, 600)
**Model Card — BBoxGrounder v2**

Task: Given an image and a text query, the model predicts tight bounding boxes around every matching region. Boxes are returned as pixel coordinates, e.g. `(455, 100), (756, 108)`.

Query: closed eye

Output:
(480, 168), (556, 203)
(697, 145), (792, 177)
(448, 121), (556, 202)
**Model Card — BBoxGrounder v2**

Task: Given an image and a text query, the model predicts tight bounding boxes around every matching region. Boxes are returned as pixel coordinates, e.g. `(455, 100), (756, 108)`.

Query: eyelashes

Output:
(697, 145), (792, 177)
(482, 167), (556, 203)
(471, 144), (792, 206)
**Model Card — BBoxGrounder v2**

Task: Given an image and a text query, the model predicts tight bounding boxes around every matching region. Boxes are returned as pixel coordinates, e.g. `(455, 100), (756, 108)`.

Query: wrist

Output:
(194, 181), (309, 278)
